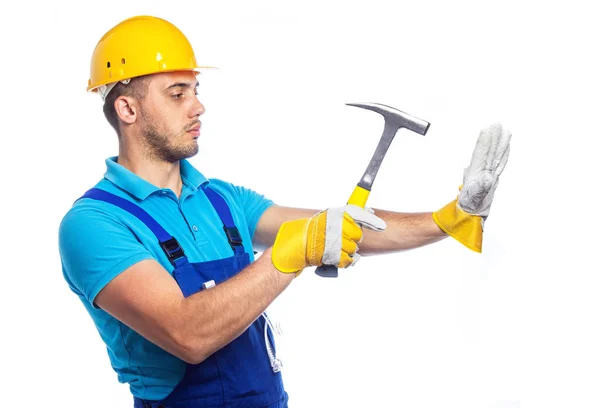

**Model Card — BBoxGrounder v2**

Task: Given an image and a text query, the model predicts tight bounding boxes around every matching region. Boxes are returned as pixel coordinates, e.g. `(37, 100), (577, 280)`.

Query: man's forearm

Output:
(359, 210), (447, 255)
(179, 247), (294, 363)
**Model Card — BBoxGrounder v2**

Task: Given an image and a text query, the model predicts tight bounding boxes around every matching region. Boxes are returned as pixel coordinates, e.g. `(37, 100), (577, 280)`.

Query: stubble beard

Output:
(140, 112), (199, 164)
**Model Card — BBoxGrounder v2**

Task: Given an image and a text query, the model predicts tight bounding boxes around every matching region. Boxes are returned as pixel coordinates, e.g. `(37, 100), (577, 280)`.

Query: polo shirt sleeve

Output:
(211, 179), (274, 238)
(59, 205), (154, 308)
(226, 184), (275, 240)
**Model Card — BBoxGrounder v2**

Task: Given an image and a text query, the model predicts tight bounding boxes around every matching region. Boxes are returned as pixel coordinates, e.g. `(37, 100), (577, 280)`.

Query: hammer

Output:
(315, 102), (430, 278)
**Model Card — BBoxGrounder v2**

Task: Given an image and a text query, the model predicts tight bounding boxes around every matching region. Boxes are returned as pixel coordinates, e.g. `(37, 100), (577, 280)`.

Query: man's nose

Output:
(192, 97), (205, 117)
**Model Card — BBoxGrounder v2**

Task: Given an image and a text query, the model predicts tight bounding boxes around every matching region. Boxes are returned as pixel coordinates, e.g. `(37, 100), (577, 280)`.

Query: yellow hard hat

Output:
(87, 15), (212, 92)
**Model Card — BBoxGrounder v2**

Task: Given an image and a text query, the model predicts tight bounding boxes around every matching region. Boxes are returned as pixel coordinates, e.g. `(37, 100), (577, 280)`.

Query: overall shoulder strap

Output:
(77, 188), (189, 267)
(202, 187), (245, 256)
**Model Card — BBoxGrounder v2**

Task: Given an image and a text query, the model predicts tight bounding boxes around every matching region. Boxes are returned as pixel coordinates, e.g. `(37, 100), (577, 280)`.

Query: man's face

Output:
(137, 71), (205, 163)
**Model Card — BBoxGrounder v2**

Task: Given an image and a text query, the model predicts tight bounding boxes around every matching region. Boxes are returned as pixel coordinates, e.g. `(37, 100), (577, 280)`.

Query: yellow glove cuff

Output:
(271, 213), (327, 275)
(432, 198), (483, 253)
(272, 218), (310, 274)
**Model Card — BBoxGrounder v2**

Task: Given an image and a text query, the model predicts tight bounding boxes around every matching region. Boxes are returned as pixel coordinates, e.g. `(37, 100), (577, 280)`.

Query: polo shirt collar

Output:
(180, 158), (209, 191)
(104, 156), (209, 200)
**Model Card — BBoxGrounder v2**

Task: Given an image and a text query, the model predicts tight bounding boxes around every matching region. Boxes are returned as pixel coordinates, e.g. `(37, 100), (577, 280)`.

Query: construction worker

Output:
(58, 15), (511, 408)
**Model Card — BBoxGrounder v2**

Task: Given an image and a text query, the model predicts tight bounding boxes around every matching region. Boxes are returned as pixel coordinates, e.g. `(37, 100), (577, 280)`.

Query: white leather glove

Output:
(458, 122), (512, 224)
(433, 122), (512, 252)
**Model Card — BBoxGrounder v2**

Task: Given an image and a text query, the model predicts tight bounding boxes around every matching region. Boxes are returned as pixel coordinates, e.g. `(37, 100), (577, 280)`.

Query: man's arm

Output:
(95, 204), (372, 363)
(255, 123), (512, 256)
(253, 205), (447, 256)
(95, 247), (294, 365)
(360, 209), (446, 255)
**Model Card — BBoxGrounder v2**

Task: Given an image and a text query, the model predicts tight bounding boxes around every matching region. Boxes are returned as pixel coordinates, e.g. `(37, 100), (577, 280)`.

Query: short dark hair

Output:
(102, 76), (149, 137)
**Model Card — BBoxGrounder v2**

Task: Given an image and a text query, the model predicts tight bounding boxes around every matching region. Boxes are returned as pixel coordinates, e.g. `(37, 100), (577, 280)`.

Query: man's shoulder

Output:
(205, 178), (236, 193)
(204, 178), (274, 220)
(59, 179), (124, 228)
(205, 178), (265, 196)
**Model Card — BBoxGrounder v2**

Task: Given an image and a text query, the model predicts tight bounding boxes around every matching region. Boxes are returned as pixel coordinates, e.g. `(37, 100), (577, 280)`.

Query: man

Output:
(58, 15), (511, 408)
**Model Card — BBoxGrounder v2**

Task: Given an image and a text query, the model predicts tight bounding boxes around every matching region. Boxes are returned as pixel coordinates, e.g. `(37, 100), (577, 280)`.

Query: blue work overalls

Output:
(81, 186), (288, 408)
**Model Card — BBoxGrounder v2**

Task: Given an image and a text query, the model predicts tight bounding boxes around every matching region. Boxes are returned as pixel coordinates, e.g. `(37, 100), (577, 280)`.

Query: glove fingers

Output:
(322, 242), (359, 268)
(320, 205), (384, 271)
(343, 205), (387, 231)
(468, 127), (492, 174)
(494, 137), (511, 176)
(337, 252), (355, 268)
(322, 207), (370, 267)
(485, 123), (503, 172)
(342, 212), (364, 242)
(342, 236), (358, 256)
(464, 124), (510, 177)
(459, 124), (511, 217)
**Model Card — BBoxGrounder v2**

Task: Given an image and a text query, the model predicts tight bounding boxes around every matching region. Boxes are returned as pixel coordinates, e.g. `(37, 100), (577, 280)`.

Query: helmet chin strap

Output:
(98, 78), (131, 101)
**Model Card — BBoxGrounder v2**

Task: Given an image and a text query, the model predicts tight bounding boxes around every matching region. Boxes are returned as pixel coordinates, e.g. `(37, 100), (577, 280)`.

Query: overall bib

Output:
(81, 187), (287, 408)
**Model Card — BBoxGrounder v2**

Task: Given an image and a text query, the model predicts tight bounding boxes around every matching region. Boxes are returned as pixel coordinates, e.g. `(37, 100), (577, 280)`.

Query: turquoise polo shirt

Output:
(58, 157), (274, 401)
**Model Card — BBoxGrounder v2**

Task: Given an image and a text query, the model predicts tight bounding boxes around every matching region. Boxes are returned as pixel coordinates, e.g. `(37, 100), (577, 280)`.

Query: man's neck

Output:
(117, 150), (184, 198)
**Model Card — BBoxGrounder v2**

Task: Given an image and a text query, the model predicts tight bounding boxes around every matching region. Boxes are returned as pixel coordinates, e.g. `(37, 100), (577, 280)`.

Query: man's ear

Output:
(114, 96), (138, 125)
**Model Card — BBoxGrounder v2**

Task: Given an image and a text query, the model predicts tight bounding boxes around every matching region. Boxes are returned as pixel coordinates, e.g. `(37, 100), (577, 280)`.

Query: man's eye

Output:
(172, 93), (183, 99)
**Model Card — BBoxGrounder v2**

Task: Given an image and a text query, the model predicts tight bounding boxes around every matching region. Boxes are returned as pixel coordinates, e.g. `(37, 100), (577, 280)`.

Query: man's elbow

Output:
(169, 328), (213, 365)
(177, 348), (209, 365)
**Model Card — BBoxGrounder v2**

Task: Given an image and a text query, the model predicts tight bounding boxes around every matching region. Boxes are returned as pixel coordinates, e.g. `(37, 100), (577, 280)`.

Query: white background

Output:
(1, 1), (599, 407)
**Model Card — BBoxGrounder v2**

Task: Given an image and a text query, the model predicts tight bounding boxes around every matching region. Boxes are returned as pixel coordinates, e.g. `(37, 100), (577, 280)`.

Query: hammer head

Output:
(347, 102), (430, 135)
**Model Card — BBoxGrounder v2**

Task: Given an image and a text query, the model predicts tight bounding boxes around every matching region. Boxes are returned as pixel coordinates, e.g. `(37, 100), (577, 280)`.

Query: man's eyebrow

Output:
(166, 81), (199, 90)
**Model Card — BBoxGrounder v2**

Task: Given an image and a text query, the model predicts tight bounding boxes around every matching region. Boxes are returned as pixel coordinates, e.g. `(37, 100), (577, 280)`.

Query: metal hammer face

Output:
(347, 102), (430, 192)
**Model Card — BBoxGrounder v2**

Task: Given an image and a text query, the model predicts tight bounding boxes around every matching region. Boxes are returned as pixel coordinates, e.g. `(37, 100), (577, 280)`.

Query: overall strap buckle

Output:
(160, 237), (186, 262)
(223, 226), (243, 248)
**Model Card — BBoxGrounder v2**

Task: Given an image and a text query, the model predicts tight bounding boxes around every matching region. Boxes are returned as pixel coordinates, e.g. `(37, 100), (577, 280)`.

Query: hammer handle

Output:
(314, 186), (371, 278)
(347, 185), (370, 208)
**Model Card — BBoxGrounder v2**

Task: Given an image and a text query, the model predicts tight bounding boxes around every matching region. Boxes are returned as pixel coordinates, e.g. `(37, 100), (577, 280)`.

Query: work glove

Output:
(272, 205), (386, 275)
(433, 122), (512, 252)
